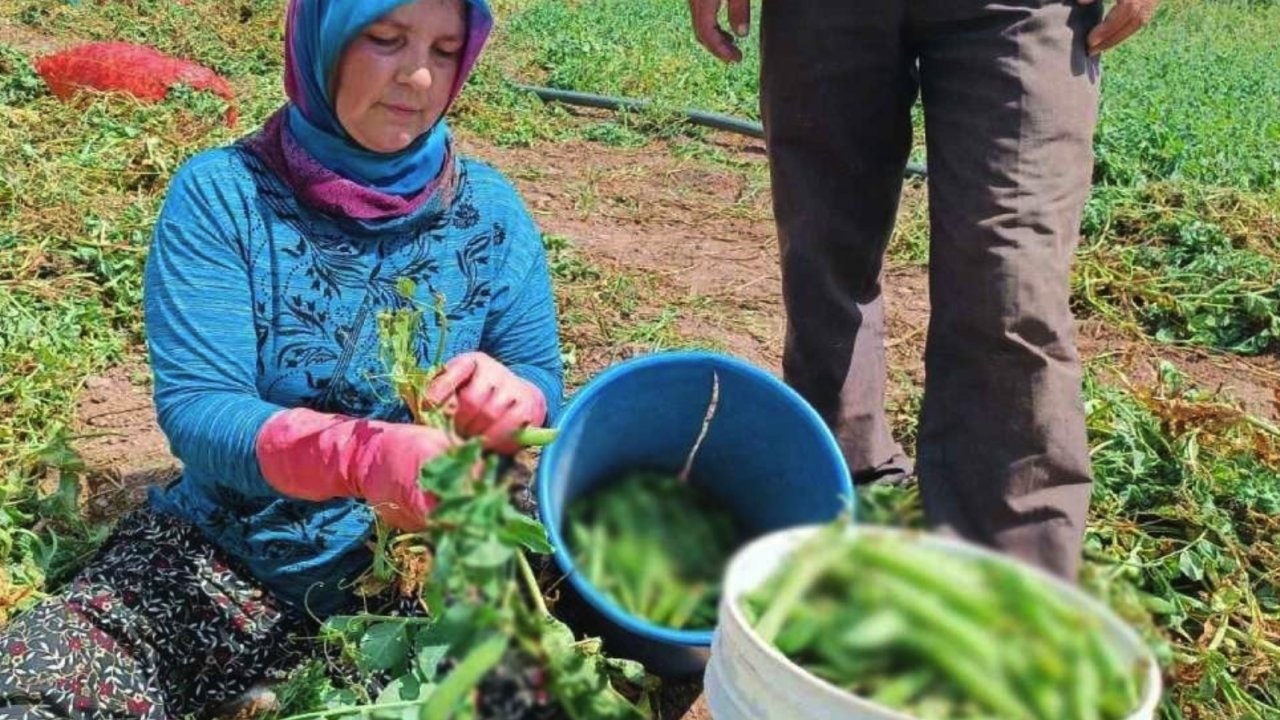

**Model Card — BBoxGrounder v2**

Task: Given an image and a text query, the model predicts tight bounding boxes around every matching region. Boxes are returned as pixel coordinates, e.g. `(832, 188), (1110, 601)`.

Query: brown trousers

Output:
(761, 0), (1102, 579)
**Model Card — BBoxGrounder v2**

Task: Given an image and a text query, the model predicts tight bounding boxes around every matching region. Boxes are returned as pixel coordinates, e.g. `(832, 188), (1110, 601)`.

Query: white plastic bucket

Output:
(704, 525), (1163, 720)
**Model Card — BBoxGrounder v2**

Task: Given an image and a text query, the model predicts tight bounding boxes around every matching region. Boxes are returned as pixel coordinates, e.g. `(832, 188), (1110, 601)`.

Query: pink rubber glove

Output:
(255, 407), (457, 531)
(425, 352), (548, 455)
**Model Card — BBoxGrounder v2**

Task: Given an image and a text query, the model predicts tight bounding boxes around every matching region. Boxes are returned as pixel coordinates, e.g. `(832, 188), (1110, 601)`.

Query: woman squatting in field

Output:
(0, 0), (562, 715)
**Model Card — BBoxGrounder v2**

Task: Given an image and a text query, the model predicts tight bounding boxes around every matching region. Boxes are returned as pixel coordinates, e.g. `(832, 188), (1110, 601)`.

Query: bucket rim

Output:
(535, 350), (852, 647)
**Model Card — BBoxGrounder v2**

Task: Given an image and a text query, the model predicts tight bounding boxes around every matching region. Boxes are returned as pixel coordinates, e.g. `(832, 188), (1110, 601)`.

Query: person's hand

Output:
(1079, 0), (1160, 55)
(689, 0), (751, 63)
(354, 422), (457, 532)
(256, 408), (467, 532)
(427, 352), (548, 455)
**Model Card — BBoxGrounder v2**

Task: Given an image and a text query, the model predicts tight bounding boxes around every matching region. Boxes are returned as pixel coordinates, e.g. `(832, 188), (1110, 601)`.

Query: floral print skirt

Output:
(0, 507), (311, 719)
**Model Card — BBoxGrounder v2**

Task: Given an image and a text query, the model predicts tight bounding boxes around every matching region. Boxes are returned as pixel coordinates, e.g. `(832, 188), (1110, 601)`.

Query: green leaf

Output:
(360, 622), (411, 674)
(420, 634), (508, 720)
(545, 648), (647, 720)
(321, 687), (363, 711)
(374, 676), (425, 720)
(416, 642), (452, 682)
(19, 532), (56, 573)
(38, 472), (80, 522)
(603, 656), (650, 687)
(499, 508), (554, 554)
(419, 442), (484, 496)
(462, 537), (516, 569)
(1179, 551), (1205, 582)
(426, 535), (455, 615)
(35, 425), (85, 472)
(413, 607), (473, 680)
(1140, 592), (1178, 615)
(539, 616), (577, 653)
(369, 522), (397, 582)
(321, 615), (366, 639)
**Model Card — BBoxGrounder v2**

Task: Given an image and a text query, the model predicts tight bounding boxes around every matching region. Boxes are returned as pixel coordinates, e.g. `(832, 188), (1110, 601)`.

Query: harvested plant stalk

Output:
(282, 283), (652, 720)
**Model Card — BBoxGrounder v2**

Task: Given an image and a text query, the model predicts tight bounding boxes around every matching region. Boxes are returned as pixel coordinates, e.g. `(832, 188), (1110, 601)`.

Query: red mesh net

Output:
(36, 41), (237, 126)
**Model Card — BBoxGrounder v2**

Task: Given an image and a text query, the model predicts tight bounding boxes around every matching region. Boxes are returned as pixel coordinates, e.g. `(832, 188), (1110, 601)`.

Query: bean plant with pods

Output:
(276, 280), (656, 720)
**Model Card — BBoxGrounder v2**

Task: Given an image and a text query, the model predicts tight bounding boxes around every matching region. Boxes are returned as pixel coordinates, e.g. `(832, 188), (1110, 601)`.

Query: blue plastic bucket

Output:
(536, 351), (852, 678)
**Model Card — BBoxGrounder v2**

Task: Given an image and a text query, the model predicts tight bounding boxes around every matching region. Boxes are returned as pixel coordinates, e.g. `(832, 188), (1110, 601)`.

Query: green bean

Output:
(752, 528), (850, 643)
(1087, 627), (1142, 713)
(846, 537), (999, 625)
(898, 632), (1035, 719)
(586, 522), (606, 587)
(1010, 662), (1064, 720)
(837, 609), (906, 652)
(811, 631), (874, 681)
(1069, 642), (1103, 720)
(867, 573), (1003, 672)
(667, 583), (713, 630)
(648, 569), (693, 626)
(868, 670), (933, 710)
(773, 608), (821, 656)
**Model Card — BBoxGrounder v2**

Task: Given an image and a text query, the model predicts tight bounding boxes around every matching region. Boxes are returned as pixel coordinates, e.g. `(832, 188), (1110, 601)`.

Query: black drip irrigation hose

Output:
(509, 82), (929, 180)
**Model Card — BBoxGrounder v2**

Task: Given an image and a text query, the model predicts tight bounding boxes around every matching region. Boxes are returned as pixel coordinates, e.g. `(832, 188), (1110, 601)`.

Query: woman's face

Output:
(333, 0), (466, 154)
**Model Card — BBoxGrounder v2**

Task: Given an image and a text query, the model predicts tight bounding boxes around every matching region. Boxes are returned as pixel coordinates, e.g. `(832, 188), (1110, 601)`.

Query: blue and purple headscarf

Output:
(245, 0), (493, 220)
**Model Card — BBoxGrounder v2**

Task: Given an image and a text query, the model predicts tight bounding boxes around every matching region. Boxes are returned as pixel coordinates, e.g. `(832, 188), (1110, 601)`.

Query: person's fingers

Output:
(1088, 1), (1137, 53)
(715, 27), (743, 63)
(425, 353), (480, 405)
(726, 0), (751, 37)
(1092, 13), (1143, 53)
(690, 0), (720, 49)
(690, 0), (740, 62)
(523, 383), (548, 427)
(461, 387), (514, 438)
(453, 380), (495, 435)
(481, 410), (525, 455)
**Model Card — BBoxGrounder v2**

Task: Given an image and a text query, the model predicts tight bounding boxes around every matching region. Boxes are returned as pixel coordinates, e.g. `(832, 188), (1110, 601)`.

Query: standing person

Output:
(0, 0), (562, 716)
(687, 0), (1158, 579)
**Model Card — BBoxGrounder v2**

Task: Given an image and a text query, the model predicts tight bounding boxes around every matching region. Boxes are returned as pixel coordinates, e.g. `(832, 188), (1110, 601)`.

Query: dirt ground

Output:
(465, 133), (1280, 419)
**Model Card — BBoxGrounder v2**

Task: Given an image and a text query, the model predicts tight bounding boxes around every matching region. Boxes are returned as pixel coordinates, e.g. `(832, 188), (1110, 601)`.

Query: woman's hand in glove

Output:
(255, 408), (467, 531)
(426, 352), (547, 455)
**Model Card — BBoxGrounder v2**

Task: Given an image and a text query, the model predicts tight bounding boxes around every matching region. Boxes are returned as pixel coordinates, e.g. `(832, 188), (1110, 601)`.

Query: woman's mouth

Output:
(382, 103), (422, 118)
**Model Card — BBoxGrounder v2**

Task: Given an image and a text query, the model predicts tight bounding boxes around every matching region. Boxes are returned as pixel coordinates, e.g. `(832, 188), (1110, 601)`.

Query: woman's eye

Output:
(433, 44), (462, 58)
(367, 33), (401, 48)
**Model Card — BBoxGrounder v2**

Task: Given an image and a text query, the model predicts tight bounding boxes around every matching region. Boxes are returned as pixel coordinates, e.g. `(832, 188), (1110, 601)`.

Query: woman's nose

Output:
(397, 66), (433, 93)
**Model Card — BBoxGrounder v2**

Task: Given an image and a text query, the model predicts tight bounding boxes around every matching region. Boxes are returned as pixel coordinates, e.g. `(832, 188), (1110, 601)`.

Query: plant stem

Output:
(514, 426), (559, 447)
(1225, 624), (1280, 655)
(517, 551), (551, 619)
(327, 613), (438, 626)
(277, 697), (430, 720)
(431, 293), (450, 369)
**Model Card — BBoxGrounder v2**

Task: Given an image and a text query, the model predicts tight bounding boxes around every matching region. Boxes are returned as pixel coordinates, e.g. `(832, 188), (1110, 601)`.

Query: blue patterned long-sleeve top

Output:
(142, 145), (563, 616)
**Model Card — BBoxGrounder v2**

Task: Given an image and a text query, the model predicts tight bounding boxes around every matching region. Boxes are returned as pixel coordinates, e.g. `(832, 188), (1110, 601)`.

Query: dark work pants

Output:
(761, 0), (1102, 579)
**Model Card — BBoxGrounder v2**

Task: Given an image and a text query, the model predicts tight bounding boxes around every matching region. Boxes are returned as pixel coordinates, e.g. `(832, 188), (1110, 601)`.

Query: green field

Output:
(1, 0), (1278, 716)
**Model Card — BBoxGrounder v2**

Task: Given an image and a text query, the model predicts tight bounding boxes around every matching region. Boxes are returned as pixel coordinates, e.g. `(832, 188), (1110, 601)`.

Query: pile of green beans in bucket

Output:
(739, 526), (1153, 720)
(565, 470), (743, 630)
(563, 373), (743, 632)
